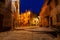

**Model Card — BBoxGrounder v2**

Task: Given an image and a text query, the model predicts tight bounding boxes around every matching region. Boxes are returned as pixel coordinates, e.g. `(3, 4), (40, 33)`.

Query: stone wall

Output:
(0, 0), (12, 28)
(39, 0), (60, 27)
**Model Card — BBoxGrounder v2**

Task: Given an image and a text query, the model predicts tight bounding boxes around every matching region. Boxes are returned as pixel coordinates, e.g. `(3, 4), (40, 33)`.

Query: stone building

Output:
(0, 0), (12, 31)
(11, 0), (19, 28)
(39, 0), (49, 27)
(50, 0), (60, 27)
(19, 11), (31, 26)
(19, 10), (39, 26)
(40, 0), (60, 27)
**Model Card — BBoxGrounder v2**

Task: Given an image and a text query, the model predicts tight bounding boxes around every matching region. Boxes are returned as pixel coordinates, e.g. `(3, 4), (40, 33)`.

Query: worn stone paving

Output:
(0, 30), (59, 40)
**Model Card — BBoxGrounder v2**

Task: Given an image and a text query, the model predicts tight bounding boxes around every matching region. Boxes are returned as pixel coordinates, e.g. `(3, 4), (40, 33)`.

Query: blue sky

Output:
(20, 0), (45, 14)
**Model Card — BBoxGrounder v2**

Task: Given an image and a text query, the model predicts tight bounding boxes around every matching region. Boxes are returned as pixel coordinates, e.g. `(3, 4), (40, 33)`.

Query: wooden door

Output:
(0, 14), (3, 30)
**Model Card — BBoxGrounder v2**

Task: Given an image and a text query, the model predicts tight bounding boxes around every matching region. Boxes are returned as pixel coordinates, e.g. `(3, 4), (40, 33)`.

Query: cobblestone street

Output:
(0, 0), (60, 40)
(0, 30), (59, 40)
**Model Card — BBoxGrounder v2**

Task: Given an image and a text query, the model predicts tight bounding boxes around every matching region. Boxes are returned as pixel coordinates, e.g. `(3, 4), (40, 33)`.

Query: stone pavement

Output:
(15, 26), (39, 30)
(15, 26), (57, 32)
(24, 27), (55, 31)
(0, 30), (59, 40)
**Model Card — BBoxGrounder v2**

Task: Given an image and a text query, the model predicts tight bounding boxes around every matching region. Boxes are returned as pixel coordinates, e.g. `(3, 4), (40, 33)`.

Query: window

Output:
(49, 6), (52, 11)
(47, 0), (52, 5)
(56, 13), (60, 22)
(0, 0), (5, 3)
(55, 0), (58, 6)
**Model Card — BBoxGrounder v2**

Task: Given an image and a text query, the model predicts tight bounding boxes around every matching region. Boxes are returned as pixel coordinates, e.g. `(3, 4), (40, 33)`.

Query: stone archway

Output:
(0, 14), (4, 30)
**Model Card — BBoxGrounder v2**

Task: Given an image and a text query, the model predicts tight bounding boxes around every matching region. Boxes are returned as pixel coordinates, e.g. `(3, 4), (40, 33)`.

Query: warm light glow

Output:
(11, 0), (19, 14)
(38, 16), (41, 22)
(19, 11), (31, 25)
(31, 18), (39, 25)
(27, 11), (31, 15)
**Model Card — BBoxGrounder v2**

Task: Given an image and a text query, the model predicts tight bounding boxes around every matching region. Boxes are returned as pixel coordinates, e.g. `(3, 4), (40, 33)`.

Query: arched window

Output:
(47, 0), (52, 5)
(56, 13), (60, 22)
(55, 0), (58, 6)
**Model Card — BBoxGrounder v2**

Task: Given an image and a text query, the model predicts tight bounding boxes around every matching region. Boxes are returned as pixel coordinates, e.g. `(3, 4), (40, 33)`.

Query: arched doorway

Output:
(0, 14), (4, 31)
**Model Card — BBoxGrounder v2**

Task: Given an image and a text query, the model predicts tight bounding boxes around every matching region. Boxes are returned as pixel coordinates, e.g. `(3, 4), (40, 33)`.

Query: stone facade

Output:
(19, 11), (31, 26)
(11, 0), (19, 27)
(39, 0), (49, 27)
(51, 0), (60, 26)
(40, 0), (60, 27)
(0, 0), (12, 29)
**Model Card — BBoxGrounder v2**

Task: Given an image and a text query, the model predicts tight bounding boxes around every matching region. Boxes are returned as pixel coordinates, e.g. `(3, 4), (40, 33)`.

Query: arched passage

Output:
(0, 14), (4, 30)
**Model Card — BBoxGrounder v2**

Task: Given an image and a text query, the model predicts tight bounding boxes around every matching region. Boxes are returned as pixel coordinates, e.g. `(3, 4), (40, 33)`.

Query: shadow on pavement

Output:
(0, 27), (12, 32)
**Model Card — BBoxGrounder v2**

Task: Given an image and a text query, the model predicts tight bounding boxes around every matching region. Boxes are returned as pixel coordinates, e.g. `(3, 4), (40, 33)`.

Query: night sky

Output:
(20, 0), (45, 14)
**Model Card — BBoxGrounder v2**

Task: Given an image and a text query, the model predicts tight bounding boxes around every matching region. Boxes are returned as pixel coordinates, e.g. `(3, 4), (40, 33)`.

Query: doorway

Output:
(0, 14), (4, 31)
